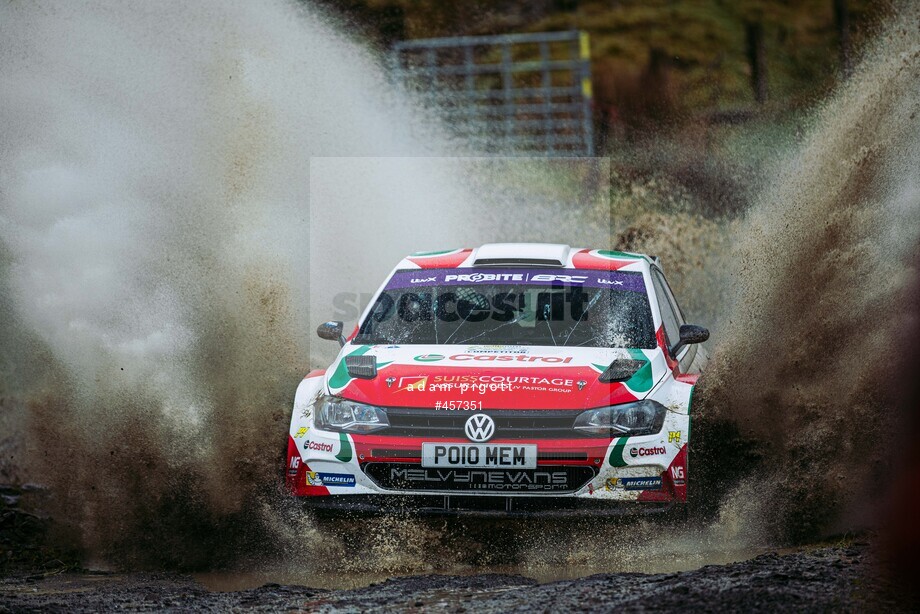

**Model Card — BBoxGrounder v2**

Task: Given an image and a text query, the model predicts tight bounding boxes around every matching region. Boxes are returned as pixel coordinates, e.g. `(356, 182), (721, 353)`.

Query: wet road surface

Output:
(0, 542), (903, 612)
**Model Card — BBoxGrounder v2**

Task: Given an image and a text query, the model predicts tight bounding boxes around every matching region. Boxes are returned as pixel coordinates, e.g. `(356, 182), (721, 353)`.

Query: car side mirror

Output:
(317, 321), (345, 346)
(670, 324), (709, 358)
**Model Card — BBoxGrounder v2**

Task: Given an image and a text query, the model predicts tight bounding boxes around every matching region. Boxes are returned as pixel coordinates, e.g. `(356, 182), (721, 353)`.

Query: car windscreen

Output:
(354, 268), (656, 349)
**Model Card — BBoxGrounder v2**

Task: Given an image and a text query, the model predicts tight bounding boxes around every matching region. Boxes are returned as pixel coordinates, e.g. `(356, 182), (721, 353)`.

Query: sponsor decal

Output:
(414, 354), (445, 362)
(384, 268), (647, 292)
(620, 477), (662, 491)
(629, 446), (666, 458)
(396, 375), (428, 392)
(289, 457), (301, 469)
(668, 431), (682, 443)
(305, 472), (356, 487)
(385, 377), (576, 396)
(530, 274), (588, 283)
(669, 465), (686, 485)
(465, 414), (496, 442)
(429, 381), (513, 394)
(421, 374), (576, 395)
(446, 354), (573, 363)
(318, 473), (356, 487)
(305, 440), (334, 453)
(445, 273), (524, 283)
(389, 467), (572, 492)
(604, 477), (619, 491)
(294, 427), (309, 438)
(412, 353), (573, 364)
(467, 345), (529, 354)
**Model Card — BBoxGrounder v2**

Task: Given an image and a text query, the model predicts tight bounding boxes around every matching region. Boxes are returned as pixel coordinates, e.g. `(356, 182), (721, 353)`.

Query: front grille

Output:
(379, 408), (586, 439)
(364, 462), (596, 493)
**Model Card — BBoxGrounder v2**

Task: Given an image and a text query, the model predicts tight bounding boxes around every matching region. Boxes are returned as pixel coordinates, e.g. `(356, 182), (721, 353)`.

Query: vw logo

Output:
(464, 413), (495, 442)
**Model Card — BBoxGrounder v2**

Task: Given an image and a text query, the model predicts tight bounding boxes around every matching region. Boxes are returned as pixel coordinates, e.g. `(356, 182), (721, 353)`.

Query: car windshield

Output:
(354, 268), (656, 349)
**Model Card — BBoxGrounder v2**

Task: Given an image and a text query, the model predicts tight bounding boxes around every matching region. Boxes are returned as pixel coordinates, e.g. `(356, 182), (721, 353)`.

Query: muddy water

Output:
(0, 0), (918, 587)
(194, 545), (769, 592)
(692, 7), (920, 543)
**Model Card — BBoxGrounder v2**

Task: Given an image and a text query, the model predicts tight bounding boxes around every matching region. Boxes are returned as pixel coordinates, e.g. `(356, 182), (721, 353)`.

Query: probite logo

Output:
(465, 414), (496, 442)
(414, 354), (445, 362)
(444, 273), (523, 283)
(629, 446), (666, 458)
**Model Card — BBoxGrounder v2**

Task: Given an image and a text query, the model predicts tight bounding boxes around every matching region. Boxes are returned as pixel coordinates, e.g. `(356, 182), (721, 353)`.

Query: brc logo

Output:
(530, 274), (588, 283)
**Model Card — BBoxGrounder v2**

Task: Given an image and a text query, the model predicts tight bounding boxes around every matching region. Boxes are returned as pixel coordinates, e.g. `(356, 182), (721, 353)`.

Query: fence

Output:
(393, 30), (594, 156)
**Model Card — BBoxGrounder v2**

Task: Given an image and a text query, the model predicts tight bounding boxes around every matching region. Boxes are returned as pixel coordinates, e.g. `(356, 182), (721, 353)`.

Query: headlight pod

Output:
(315, 396), (389, 433)
(573, 400), (667, 437)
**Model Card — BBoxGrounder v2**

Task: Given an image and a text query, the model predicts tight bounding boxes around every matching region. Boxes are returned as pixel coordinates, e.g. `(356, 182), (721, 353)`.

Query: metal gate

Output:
(393, 30), (594, 156)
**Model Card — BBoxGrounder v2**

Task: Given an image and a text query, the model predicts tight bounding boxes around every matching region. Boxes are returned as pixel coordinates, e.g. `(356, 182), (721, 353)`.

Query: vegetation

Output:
(315, 0), (890, 131)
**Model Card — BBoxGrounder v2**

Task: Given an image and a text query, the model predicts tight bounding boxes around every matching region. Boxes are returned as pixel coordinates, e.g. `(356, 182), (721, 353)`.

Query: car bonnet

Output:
(323, 344), (668, 410)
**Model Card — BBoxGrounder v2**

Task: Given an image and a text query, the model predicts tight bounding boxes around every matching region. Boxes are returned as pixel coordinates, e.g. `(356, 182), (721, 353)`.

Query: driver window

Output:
(651, 269), (681, 348)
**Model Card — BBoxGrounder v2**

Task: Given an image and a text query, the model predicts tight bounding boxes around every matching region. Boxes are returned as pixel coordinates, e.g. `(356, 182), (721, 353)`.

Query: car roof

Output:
(394, 243), (660, 272)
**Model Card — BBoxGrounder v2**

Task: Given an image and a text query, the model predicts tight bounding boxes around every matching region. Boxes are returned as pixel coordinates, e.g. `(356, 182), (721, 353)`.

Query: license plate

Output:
(421, 443), (537, 469)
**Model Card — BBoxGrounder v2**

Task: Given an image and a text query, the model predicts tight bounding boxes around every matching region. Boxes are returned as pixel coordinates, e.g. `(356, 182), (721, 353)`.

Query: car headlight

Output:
(573, 400), (667, 437)
(314, 396), (389, 433)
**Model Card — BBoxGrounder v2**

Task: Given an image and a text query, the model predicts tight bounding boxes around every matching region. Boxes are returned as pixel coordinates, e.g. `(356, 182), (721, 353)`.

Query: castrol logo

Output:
(306, 440), (333, 452)
(629, 446), (666, 458)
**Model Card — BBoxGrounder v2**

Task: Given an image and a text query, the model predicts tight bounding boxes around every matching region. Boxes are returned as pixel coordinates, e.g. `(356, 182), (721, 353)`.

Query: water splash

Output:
(694, 6), (920, 542)
(0, 0), (470, 568)
(0, 0), (916, 578)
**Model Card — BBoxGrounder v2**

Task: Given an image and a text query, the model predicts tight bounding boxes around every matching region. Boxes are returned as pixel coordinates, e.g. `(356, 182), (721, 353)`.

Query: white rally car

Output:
(285, 243), (708, 515)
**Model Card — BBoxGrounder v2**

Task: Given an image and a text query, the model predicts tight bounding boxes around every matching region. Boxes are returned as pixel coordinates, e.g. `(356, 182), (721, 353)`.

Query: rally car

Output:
(285, 243), (709, 515)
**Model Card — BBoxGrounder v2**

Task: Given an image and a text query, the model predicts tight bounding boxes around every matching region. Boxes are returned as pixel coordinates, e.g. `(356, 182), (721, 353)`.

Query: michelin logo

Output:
(305, 472), (356, 487)
(620, 477), (662, 491)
